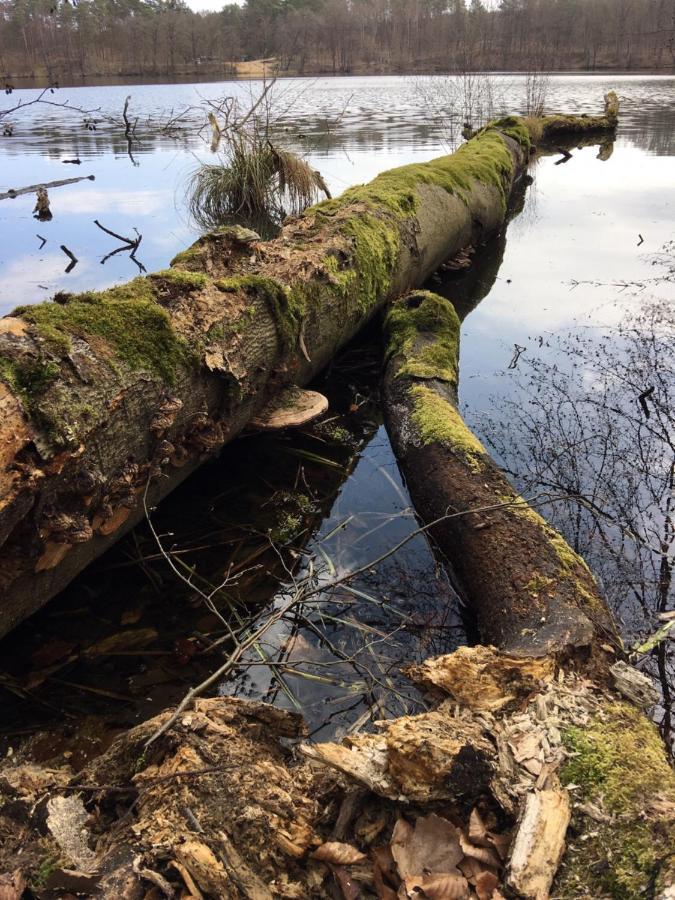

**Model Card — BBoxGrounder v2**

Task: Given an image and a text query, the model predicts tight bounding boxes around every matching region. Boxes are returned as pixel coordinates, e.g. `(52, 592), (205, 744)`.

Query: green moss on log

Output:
(316, 127), (517, 221)
(151, 269), (208, 291)
(558, 702), (675, 898)
(385, 291), (460, 384)
(410, 384), (486, 471)
(13, 288), (190, 385)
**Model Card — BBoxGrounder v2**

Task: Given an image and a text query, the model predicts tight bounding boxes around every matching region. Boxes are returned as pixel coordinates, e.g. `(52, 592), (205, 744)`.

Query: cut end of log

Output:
(250, 386), (328, 431)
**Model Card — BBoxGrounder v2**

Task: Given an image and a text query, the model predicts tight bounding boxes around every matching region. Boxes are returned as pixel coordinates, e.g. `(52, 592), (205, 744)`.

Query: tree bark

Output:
(0, 105), (617, 638)
(382, 289), (617, 657)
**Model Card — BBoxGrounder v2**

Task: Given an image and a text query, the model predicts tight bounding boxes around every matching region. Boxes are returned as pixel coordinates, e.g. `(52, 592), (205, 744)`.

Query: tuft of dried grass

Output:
(188, 142), (330, 230)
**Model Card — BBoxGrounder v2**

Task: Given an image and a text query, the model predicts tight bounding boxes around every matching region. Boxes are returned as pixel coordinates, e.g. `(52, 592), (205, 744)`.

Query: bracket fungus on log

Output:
(249, 386), (328, 431)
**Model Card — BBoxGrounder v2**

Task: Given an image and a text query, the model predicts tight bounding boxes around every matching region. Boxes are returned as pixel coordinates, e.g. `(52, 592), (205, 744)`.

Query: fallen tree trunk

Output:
(0, 118), (533, 637)
(0, 101), (618, 638)
(382, 289), (617, 657)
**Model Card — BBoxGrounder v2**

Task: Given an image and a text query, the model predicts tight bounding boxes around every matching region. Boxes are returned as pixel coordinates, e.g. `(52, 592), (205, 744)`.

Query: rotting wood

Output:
(382, 289), (616, 657)
(0, 100), (619, 640)
(505, 788), (570, 899)
(2, 646), (672, 898)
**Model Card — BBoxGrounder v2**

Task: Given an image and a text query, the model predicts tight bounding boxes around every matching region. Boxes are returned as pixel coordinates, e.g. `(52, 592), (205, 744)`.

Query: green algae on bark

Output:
(557, 702), (675, 898)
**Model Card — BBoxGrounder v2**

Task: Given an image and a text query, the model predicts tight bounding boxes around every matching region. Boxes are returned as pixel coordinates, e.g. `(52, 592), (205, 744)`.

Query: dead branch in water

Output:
(0, 175), (95, 202)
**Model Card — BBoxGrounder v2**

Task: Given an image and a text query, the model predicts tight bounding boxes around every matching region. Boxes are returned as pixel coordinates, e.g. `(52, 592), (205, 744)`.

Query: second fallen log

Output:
(382, 290), (616, 656)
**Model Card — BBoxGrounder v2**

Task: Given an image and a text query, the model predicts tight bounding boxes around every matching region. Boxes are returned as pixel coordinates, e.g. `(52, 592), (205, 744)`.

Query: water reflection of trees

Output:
(483, 297), (675, 754)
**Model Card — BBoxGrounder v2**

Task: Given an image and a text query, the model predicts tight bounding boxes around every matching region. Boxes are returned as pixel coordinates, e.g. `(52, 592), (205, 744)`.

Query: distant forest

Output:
(1, 0), (674, 81)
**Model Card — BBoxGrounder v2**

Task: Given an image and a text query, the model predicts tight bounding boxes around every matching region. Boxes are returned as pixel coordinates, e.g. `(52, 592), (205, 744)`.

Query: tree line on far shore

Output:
(1, 0), (673, 82)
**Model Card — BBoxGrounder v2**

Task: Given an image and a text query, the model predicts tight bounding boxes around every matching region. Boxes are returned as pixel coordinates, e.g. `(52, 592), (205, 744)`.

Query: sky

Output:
(185, 0), (222, 10)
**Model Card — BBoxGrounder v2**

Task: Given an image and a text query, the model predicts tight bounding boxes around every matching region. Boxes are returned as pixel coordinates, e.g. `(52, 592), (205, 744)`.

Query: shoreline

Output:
(6, 65), (675, 91)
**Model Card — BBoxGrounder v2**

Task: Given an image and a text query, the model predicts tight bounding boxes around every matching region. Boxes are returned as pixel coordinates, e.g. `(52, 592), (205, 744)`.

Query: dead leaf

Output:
(475, 871), (499, 900)
(84, 627), (158, 656)
(391, 815), (463, 884)
(508, 732), (541, 764)
(458, 857), (484, 883)
(373, 860), (398, 900)
(311, 842), (367, 866)
(402, 872), (470, 899)
(0, 870), (25, 900)
(468, 809), (488, 847)
(332, 865), (360, 900)
(487, 832), (511, 862)
(459, 832), (501, 870)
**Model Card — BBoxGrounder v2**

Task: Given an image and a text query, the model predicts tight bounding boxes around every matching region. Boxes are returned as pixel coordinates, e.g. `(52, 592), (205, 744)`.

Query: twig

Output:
(60, 245), (78, 273)
(94, 218), (136, 245)
(36, 234), (47, 249)
(144, 491), (568, 747)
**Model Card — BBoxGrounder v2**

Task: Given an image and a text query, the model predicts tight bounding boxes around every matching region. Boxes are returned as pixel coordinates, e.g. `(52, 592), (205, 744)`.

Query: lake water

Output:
(0, 74), (673, 754)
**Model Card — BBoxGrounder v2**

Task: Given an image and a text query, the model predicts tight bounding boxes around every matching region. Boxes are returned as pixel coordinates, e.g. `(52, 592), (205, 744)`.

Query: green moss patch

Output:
(386, 291), (460, 384)
(410, 384), (486, 471)
(13, 289), (190, 385)
(314, 124), (517, 221)
(559, 702), (675, 898)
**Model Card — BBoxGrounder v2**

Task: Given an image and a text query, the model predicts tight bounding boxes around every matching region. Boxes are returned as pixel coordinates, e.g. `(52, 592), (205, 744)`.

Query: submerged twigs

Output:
(144, 491), (570, 747)
(60, 244), (78, 273)
(95, 220), (147, 273)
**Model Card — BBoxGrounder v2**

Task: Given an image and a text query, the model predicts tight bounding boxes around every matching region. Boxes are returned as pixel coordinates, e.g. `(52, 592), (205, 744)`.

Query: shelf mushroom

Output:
(250, 386), (328, 431)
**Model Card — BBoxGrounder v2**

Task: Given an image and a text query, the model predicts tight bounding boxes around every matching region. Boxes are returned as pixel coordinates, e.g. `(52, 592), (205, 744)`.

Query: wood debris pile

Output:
(0, 645), (667, 899)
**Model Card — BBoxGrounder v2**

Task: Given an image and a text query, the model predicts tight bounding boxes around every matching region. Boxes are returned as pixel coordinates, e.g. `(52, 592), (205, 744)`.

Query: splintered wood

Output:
(506, 789), (571, 899)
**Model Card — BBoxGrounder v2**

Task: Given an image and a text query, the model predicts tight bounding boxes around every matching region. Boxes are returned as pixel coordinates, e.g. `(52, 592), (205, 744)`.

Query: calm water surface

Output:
(0, 75), (673, 751)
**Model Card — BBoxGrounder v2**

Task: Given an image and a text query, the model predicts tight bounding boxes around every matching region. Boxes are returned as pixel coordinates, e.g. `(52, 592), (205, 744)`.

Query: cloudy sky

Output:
(184, 0), (222, 10)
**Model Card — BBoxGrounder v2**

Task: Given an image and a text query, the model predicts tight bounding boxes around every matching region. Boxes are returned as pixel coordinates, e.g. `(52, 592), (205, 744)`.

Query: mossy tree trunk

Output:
(0, 117), (536, 636)
(382, 290), (617, 657)
(382, 289), (674, 898)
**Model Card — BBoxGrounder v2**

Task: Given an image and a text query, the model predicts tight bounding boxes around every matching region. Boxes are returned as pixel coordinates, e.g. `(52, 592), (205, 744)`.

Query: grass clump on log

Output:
(189, 145), (329, 228)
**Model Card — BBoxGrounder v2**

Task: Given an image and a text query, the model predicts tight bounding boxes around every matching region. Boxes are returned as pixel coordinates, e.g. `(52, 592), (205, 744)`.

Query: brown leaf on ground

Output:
(468, 809), (489, 847)
(373, 853), (398, 900)
(459, 832), (502, 870)
(311, 842), (367, 866)
(332, 864), (361, 900)
(391, 815), (463, 881)
(475, 870), (500, 900)
(401, 872), (470, 899)
(486, 832), (511, 862)
(0, 870), (25, 900)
